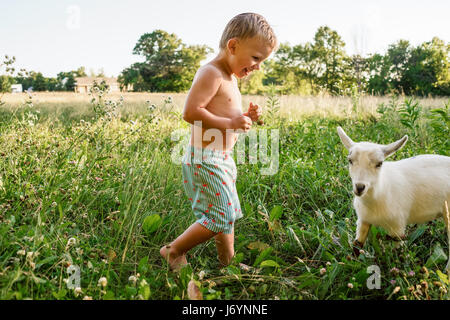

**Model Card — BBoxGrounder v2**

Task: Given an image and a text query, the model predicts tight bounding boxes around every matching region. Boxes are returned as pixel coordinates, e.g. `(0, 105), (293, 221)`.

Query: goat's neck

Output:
(357, 171), (387, 208)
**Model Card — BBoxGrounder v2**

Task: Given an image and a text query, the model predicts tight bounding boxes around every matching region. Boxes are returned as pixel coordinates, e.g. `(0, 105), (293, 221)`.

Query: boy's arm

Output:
(183, 66), (251, 131)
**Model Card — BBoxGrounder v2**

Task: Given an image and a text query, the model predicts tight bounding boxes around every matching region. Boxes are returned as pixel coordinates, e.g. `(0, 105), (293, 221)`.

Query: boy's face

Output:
(228, 37), (273, 79)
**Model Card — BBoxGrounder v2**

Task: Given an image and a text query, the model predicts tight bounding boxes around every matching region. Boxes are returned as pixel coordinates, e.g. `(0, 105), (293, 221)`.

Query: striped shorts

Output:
(182, 145), (242, 234)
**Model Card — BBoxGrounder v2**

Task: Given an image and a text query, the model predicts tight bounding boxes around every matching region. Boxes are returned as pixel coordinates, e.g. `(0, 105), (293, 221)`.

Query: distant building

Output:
(74, 77), (123, 93)
(11, 84), (23, 93)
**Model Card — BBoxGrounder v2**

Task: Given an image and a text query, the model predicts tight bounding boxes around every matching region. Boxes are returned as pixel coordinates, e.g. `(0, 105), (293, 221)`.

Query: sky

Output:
(1, 0), (449, 78)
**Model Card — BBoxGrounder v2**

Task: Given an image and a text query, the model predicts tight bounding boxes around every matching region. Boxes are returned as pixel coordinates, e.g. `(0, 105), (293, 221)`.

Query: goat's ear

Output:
(382, 135), (408, 158)
(337, 126), (354, 150)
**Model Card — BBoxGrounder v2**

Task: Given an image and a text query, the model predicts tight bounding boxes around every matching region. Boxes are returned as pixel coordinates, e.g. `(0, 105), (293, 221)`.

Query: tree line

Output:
(1, 26), (449, 96)
(0, 62), (107, 92)
(120, 27), (449, 96)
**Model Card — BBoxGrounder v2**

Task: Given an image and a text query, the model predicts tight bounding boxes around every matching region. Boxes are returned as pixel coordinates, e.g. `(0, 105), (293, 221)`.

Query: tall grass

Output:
(0, 91), (449, 300)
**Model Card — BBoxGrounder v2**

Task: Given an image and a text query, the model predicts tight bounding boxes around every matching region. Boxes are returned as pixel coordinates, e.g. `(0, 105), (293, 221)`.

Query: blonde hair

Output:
(219, 13), (278, 50)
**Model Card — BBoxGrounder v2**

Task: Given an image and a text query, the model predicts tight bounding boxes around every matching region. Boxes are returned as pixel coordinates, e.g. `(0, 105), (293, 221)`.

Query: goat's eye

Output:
(375, 162), (383, 168)
(348, 159), (353, 165)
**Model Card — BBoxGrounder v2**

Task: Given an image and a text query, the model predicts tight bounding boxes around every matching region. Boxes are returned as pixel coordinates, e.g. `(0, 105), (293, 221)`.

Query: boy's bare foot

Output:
(160, 245), (188, 272)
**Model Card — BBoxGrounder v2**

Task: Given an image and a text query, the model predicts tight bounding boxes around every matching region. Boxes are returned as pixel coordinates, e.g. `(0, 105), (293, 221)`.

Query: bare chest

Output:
(206, 77), (242, 119)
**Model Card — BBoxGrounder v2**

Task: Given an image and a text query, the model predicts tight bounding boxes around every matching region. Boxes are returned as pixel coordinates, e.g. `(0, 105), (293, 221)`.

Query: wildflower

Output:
(326, 262), (331, 266)
(408, 271), (415, 277)
(17, 250), (26, 256)
(347, 283), (353, 289)
(128, 275), (137, 284)
(74, 287), (82, 297)
(320, 268), (326, 275)
(390, 267), (400, 275)
(390, 279), (396, 285)
(198, 270), (206, 280)
(393, 286), (400, 294)
(67, 238), (77, 247)
(51, 201), (57, 208)
(98, 277), (107, 287)
(26, 251), (38, 260)
(83, 296), (92, 300)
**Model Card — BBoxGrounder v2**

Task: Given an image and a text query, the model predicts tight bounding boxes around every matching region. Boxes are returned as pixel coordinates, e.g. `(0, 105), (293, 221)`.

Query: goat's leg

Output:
(443, 201), (450, 276)
(354, 220), (371, 256)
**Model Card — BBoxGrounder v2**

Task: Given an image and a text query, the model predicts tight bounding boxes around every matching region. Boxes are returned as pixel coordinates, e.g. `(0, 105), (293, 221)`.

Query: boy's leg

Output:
(160, 222), (216, 271)
(214, 228), (235, 267)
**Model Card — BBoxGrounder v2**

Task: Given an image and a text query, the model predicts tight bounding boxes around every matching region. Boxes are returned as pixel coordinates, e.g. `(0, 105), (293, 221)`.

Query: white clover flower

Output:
(67, 238), (77, 247)
(198, 270), (206, 280)
(27, 251), (38, 260)
(347, 283), (354, 289)
(320, 268), (326, 275)
(17, 249), (26, 256)
(83, 296), (92, 300)
(128, 275), (137, 284)
(98, 277), (107, 287)
(51, 201), (57, 208)
(74, 287), (82, 296)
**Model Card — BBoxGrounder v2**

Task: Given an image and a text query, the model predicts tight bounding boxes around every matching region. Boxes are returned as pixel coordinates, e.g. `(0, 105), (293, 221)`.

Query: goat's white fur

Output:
(337, 126), (450, 273)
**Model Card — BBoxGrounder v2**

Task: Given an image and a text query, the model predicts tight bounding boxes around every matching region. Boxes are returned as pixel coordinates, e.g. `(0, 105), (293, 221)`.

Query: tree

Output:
(311, 26), (348, 95)
(56, 72), (76, 91)
(263, 43), (315, 94)
(404, 37), (450, 96)
(120, 30), (212, 92)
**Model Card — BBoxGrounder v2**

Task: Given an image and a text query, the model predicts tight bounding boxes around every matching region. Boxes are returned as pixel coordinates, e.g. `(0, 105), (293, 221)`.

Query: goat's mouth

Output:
(353, 189), (368, 197)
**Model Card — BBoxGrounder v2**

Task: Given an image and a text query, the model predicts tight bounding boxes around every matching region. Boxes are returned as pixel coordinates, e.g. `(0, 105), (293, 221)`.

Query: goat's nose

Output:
(355, 183), (365, 195)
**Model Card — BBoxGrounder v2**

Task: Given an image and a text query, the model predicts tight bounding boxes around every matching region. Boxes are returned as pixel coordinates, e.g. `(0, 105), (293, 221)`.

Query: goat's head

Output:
(337, 127), (408, 197)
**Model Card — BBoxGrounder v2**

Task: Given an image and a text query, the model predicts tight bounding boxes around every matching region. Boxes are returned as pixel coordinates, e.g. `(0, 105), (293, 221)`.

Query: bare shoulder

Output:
(194, 64), (224, 84)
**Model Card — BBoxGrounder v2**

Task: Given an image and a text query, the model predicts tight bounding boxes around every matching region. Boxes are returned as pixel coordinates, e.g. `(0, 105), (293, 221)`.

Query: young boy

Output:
(160, 13), (277, 271)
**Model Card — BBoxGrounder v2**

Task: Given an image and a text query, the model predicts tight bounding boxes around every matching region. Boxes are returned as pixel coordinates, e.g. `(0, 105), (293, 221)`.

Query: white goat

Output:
(337, 126), (450, 273)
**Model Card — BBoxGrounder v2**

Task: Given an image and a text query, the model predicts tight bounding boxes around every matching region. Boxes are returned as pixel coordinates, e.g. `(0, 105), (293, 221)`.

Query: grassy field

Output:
(0, 91), (449, 300)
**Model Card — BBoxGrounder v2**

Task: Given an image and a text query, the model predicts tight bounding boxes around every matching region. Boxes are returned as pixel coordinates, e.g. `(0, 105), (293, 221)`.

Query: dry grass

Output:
(2, 92), (448, 120)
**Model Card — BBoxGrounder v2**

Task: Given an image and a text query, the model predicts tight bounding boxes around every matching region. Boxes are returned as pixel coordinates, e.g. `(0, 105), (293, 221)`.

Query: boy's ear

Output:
(227, 38), (238, 55)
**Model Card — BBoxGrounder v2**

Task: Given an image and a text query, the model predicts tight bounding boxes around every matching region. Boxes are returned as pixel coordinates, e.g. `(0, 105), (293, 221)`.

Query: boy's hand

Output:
(244, 102), (262, 123)
(231, 115), (252, 132)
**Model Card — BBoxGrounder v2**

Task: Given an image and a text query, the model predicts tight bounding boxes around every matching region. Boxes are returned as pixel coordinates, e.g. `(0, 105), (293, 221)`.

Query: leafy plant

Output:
(398, 97), (421, 130)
